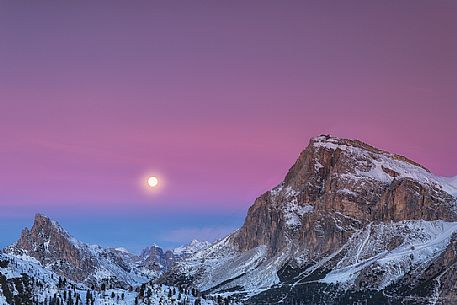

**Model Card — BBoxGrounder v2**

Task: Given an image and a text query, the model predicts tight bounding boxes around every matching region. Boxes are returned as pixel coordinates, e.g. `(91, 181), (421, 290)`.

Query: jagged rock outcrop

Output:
(10, 214), (98, 283)
(140, 245), (175, 272)
(161, 135), (457, 304)
(4, 214), (152, 287)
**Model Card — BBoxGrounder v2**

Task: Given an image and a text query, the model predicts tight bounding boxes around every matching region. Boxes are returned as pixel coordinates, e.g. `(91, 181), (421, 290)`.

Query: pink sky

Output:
(0, 1), (456, 250)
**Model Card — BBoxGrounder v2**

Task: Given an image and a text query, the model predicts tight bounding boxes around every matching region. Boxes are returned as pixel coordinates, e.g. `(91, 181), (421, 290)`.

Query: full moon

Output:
(147, 176), (159, 188)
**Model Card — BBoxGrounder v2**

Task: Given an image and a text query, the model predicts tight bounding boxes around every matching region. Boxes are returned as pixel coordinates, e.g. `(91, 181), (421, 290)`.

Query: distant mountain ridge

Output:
(2, 214), (210, 289)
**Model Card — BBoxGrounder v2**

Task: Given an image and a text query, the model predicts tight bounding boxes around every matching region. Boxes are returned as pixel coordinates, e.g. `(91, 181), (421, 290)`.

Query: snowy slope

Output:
(173, 240), (211, 257)
(0, 252), (239, 305)
(321, 220), (457, 288)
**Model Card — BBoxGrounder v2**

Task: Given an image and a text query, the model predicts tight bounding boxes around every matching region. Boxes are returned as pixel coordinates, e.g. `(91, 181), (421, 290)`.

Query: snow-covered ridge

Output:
(313, 135), (457, 197)
(173, 240), (211, 256)
(113, 247), (130, 253)
(441, 175), (457, 196)
(321, 220), (457, 289)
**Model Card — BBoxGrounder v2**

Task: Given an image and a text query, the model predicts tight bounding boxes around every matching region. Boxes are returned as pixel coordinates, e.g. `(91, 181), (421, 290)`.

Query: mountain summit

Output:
(161, 135), (457, 304)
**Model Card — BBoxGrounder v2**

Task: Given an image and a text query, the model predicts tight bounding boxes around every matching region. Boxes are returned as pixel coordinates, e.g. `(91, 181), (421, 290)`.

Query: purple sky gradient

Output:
(1, 1), (456, 251)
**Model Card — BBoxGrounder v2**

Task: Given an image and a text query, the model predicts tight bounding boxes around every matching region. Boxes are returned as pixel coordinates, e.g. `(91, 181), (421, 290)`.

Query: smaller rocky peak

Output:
(33, 213), (51, 225)
(21, 213), (70, 245)
(140, 245), (164, 259)
(140, 244), (177, 272)
(31, 213), (65, 233)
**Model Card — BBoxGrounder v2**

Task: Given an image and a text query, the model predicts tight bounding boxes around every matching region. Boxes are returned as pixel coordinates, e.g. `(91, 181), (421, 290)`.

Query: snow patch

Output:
(337, 188), (357, 196)
(114, 247), (130, 253)
(284, 203), (314, 227)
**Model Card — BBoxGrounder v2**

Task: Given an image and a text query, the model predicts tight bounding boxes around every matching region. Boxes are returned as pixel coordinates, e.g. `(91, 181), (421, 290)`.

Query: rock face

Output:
(11, 214), (98, 283)
(232, 136), (456, 258)
(15, 214), (101, 283)
(140, 246), (175, 272)
(162, 135), (457, 304)
(139, 240), (211, 273)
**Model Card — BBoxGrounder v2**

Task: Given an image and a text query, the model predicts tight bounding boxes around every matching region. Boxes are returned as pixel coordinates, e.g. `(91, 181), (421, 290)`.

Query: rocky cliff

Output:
(232, 135), (456, 258)
(161, 135), (457, 304)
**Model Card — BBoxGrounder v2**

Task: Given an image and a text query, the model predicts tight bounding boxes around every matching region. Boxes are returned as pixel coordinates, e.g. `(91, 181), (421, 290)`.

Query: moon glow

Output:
(147, 176), (159, 188)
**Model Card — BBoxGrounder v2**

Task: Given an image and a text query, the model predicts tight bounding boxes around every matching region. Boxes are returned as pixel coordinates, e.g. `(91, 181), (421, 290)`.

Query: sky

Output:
(1, 0), (456, 253)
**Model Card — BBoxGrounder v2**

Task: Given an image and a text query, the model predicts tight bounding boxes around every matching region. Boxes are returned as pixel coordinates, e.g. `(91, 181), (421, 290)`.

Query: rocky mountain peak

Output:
(161, 136), (457, 304)
(6, 214), (156, 287)
(232, 135), (457, 256)
(14, 213), (73, 254)
(140, 245), (176, 273)
(22, 213), (67, 239)
(34, 212), (52, 225)
(6, 214), (100, 284)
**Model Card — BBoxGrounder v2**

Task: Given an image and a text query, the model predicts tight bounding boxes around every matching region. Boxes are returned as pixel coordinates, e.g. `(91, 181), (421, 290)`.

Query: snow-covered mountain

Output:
(0, 219), (235, 304)
(161, 135), (457, 304)
(3, 214), (156, 289)
(2, 135), (457, 304)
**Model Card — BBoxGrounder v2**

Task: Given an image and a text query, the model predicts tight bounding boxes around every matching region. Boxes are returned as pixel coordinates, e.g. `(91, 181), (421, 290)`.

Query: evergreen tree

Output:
(68, 294), (73, 305)
(139, 284), (145, 298)
(85, 289), (91, 304)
